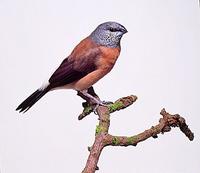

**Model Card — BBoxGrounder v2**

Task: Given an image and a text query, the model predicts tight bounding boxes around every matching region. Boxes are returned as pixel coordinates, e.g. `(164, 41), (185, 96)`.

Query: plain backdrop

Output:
(0, 0), (199, 173)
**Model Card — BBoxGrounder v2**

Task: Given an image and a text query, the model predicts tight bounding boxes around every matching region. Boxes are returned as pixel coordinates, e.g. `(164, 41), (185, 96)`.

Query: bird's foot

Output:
(92, 100), (113, 114)
(92, 100), (105, 114)
(79, 90), (113, 114)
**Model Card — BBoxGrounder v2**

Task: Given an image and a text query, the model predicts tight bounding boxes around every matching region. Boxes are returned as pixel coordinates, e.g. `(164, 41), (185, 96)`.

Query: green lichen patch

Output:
(108, 101), (123, 112)
(95, 125), (107, 135)
(127, 136), (137, 145)
(112, 137), (120, 145)
(95, 125), (101, 135)
(83, 105), (93, 114)
(78, 105), (93, 120)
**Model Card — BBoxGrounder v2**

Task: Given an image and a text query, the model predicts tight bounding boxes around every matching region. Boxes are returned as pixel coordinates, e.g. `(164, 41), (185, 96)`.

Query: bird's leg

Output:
(87, 86), (99, 99)
(79, 89), (109, 114)
(77, 91), (91, 103)
(86, 87), (113, 105)
(77, 86), (99, 104)
(78, 87), (113, 114)
(80, 90), (103, 106)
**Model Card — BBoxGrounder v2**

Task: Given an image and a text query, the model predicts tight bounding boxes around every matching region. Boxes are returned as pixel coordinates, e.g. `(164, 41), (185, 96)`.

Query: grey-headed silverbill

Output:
(16, 21), (128, 113)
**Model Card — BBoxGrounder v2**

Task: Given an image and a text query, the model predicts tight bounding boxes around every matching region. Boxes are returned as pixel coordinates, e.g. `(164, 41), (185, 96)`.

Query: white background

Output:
(0, 0), (199, 172)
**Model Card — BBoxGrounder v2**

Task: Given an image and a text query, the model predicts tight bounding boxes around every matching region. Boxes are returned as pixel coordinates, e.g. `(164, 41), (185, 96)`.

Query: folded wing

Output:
(49, 47), (101, 89)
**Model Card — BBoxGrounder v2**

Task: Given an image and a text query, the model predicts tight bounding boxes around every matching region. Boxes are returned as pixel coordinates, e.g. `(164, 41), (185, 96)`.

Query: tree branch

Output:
(80, 95), (194, 173)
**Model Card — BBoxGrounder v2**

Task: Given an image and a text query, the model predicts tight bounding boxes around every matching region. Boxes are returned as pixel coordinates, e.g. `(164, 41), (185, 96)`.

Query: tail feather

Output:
(16, 89), (49, 113)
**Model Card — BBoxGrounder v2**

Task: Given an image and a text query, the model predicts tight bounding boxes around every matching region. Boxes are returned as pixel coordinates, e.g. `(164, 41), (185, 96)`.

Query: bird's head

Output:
(90, 21), (128, 48)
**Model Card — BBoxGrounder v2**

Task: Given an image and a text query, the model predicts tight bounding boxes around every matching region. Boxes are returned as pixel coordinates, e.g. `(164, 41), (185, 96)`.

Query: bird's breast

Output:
(72, 46), (120, 91)
(96, 46), (121, 71)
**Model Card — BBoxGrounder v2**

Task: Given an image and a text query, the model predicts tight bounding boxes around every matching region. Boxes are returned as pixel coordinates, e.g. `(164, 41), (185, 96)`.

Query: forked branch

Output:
(79, 95), (194, 173)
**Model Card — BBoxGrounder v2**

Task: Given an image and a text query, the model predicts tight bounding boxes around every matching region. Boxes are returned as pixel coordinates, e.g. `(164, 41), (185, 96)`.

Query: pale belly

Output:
(51, 69), (108, 91)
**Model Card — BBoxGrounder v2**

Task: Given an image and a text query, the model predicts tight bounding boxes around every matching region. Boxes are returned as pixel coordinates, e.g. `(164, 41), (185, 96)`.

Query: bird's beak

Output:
(121, 27), (128, 34)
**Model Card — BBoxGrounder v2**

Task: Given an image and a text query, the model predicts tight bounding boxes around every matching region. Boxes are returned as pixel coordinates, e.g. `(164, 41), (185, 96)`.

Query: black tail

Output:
(16, 88), (49, 113)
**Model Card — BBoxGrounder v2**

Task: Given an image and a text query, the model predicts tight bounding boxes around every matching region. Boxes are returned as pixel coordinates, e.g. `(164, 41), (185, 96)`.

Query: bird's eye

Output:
(109, 27), (116, 32)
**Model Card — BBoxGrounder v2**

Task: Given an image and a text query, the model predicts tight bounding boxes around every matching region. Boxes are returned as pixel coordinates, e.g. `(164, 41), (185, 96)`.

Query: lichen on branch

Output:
(80, 95), (194, 173)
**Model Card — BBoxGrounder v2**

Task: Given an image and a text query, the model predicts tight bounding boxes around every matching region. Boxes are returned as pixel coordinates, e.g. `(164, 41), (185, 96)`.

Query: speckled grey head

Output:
(90, 21), (128, 48)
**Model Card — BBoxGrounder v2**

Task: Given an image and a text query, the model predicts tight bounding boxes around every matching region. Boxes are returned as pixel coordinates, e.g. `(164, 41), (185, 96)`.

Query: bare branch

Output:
(80, 95), (194, 173)
(104, 108), (194, 147)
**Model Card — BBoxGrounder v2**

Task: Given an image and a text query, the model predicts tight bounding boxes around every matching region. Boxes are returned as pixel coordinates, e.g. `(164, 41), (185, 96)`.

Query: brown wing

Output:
(49, 38), (101, 88)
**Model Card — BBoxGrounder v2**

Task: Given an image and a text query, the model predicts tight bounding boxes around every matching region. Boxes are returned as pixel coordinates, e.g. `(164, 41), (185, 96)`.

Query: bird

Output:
(16, 21), (128, 113)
